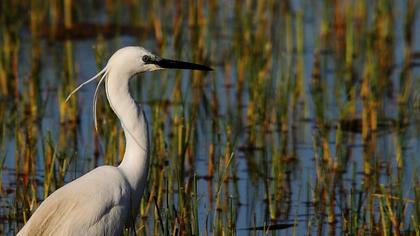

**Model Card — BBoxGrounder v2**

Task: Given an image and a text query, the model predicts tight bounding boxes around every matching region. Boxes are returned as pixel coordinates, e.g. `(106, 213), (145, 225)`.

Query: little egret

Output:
(17, 46), (212, 236)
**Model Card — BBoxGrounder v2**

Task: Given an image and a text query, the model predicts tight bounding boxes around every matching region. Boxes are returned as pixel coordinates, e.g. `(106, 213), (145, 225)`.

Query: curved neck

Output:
(105, 69), (149, 205)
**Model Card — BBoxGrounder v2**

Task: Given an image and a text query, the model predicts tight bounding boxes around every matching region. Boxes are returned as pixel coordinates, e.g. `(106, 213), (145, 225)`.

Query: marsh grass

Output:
(0, 0), (420, 235)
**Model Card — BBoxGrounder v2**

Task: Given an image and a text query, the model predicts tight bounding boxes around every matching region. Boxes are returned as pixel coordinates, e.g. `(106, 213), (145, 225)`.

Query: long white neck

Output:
(105, 68), (149, 207)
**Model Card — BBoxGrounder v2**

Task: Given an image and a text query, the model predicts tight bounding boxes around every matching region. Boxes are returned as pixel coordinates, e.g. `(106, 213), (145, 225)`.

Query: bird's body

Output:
(17, 46), (211, 236)
(18, 166), (131, 235)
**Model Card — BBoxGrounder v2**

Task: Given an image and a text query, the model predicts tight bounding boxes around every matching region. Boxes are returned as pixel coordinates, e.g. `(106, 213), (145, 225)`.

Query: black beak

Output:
(145, 55), (212, 71)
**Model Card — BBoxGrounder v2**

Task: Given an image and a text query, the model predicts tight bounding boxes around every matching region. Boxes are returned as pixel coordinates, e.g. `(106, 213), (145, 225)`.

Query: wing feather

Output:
(17, 166), (131, 236)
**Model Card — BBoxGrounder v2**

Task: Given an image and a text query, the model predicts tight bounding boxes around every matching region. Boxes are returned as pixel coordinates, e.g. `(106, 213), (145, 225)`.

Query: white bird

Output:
(17, 46), (212, 236)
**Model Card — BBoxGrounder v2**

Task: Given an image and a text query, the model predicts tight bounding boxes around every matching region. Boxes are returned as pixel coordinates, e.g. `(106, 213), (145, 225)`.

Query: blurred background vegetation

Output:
(1, 0), (420, 235)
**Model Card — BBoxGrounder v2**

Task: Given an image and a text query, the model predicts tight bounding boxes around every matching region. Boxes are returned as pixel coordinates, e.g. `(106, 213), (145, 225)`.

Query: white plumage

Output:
(18, 46), (211, 236)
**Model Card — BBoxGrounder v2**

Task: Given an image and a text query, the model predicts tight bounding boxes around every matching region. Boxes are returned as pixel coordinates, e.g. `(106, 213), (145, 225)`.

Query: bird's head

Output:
(107, 46), (212, 76)
(66, 46), (212, 131)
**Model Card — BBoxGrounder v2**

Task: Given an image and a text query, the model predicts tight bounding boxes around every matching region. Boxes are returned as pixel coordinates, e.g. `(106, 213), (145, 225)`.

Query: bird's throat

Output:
(105, 70), (150, 206)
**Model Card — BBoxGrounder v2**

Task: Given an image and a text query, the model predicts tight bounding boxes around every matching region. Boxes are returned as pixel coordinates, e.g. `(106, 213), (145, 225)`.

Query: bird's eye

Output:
(142, 55), (152, 64)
